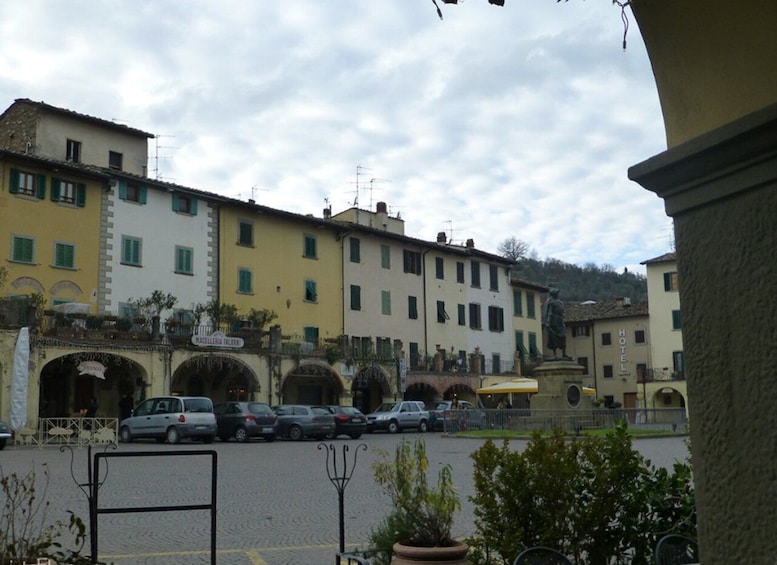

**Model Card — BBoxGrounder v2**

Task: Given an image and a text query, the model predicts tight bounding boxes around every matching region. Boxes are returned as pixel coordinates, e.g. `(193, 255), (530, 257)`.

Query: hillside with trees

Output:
(498, 237), (648, 303)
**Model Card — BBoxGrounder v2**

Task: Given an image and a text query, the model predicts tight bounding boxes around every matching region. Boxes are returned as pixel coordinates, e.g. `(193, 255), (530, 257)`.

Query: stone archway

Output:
(172, 354), (259, 405)
(38, 352), (146, 419)
(351, 365), (392, 414)
(282, 362), (344, 406)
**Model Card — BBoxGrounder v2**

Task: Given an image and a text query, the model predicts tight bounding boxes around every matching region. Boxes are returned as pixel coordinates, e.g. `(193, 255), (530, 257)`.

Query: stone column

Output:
(629, 104), (777, 563)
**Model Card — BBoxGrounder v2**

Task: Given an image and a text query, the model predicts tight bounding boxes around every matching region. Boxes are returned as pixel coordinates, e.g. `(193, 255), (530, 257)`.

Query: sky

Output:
(0, 1), (674, 274)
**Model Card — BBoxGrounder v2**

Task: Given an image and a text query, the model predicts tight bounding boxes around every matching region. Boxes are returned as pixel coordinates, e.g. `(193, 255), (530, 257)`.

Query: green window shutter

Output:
(36, 174), (46, 199)
(50, 178), (61, 202)
(13, 237), (33, 262)
(305, 280), (318, 301)
(9, 168), (19, 194)
(171, 193), (179, 211)
(55, 243), (75, 268)
(118, 180), (127, 200)
(350, 285), (361, 310)
(190, 197), (198, 215)
(381, 291), (391, 315)
(664, 272), (672, 291)
(139, 186), (148, 204)
(672, 310), (682, 330)
(408, 296), (418, 319)
(76, 183), (86, 207)
(238, 269), (252, 292)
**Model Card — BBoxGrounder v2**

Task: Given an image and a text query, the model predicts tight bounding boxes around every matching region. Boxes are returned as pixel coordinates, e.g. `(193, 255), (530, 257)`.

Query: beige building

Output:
(563, 298), (650, 409)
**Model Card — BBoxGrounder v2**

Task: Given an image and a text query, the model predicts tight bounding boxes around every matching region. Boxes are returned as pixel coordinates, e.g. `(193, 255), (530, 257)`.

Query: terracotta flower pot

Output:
(391, 540), (469, 564)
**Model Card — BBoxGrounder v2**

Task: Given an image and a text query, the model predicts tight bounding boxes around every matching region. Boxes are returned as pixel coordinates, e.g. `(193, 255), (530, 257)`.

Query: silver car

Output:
(119, 396), (217, 444)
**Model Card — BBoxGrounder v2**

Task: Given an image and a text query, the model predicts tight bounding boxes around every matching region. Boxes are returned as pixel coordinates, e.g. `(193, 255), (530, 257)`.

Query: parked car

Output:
(426, 399), (489, 432)
(119, 396), (217, 444)
(0, 419), (11, 450)
(325, 406), (367, 439)
(214, 401), (277, 442)
(272, 405), (335, 441)
(365, 401), (430, 433)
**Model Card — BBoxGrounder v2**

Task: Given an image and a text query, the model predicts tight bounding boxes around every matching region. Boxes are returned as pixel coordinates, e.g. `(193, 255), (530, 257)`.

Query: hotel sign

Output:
(191, 331), (244, 349)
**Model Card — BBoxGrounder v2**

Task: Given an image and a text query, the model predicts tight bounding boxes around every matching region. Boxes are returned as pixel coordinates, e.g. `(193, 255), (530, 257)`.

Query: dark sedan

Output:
(214, 401), (278, 442)
(326, 406), (367, 439)
(272, 405), (335, 441)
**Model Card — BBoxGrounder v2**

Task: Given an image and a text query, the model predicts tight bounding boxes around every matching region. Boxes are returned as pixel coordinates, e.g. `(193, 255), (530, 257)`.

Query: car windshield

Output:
(311, 406), (330, 415)
(429, 402), (449, 410)
(373, 402), (397, 413)
(183, 398), (212, 413)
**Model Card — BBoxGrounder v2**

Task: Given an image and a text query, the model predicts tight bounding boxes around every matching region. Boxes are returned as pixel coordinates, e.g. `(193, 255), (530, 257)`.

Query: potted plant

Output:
(370, 439), (468, 564)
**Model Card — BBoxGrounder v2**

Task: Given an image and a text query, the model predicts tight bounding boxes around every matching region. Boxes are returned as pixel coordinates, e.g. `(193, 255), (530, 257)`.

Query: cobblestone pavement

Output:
(0, 433), (689, 565)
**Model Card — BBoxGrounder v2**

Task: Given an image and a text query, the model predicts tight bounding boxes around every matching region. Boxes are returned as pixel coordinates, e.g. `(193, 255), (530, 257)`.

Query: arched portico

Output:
(350, 365), (392, 414)
(171, 354), (261, 405)
(280, 361), (344, 406)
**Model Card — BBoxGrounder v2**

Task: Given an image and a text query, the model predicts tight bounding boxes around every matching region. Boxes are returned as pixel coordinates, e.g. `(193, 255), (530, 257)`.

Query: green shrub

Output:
(467, 424), (695, 564)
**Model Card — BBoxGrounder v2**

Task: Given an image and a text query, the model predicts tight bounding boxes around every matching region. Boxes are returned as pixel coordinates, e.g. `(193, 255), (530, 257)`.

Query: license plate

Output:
(261, 427), (274, 433)
(195, 425), (207, 430)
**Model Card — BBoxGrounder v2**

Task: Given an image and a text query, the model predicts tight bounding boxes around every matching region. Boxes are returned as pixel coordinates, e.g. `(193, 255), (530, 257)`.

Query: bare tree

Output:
(497, 236), (530, 261)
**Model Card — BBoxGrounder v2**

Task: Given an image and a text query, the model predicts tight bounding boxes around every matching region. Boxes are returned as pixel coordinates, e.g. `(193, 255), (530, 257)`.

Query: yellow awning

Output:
(476, 378), (538, 395)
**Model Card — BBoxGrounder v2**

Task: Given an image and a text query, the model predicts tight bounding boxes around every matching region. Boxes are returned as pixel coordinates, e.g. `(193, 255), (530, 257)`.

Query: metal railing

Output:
(15, 418), (119, 447)
(440, 408), (688, 434)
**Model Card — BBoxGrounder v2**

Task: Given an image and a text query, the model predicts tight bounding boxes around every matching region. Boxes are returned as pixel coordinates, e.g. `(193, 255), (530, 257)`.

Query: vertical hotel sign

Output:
(618, 329), (628, 373)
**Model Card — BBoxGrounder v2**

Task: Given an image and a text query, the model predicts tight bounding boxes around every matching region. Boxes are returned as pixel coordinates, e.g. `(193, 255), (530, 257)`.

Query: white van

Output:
(119, 396), (217, 444)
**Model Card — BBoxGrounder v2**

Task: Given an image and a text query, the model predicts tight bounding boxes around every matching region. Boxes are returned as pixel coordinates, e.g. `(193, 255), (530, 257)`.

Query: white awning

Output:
(476, 378), (538, 395)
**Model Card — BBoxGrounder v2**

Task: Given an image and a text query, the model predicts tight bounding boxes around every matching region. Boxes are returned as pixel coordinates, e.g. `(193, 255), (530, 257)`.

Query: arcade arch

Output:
(172, 354), (260, 404)
(281, 362), (344, 406)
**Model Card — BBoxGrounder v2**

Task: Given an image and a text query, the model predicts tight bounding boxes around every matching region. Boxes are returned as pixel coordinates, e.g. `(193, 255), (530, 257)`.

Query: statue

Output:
(544, 288), (568, 359)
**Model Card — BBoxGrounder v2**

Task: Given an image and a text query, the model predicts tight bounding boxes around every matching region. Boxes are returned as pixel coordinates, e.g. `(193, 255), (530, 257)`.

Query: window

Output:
(635, 329), (646, 344)
(488, 306), (504, 332)
(573, 326), (591, 337)
(672, 309), (682, 330)
(515, 330), (527, 358)
(456, 261), (465, 283)
(458, 304), (466, 326)
(528, 332), (540, 359)
(526, 292), (536, 318)
(350, 238), (361, 263)
(376, 337), (392, 358)
(673, 351), (684, 378)
(469, 303), (482, 330)
(408, 296), (418, 319)
(350, 285), (361, 311)
(54, 242), (75, 269)
(471, 261), (481, 287)
(108, 151), (123, 170)
(603, 365), (614, 379)
(10, 169), (44, 198)
(436, 300), (449, 323)
(304, 234), (317, 258)
(175, 246), (193, 275)
(66, 139), (81, 162)
(409, 342), (420, 368)
(50, 178), (84, 206)
(513, 289), (523, 316)
(489, 264), (499, 291)
(120, 181), (147, 204)
(578, 356), (589, 374)
(492, 353), (501, 374)
(304, 326), (319, 346)
(172, 193), (197, 215)
(381, 291), (391, 315)
(435, 257), (444, 279)
(637, 363), (647, 382)
(601, 332), (612, 346)
(380, 245), (390, 269)
(121, 236), (142, 266)
(238, 269), (252, 293)
(664, 271), (679, 291)
(305, 279), (318, 302)
(12, 235), (34, 263)
(403, 249), (421, 274)
(238, 221), (253, 246)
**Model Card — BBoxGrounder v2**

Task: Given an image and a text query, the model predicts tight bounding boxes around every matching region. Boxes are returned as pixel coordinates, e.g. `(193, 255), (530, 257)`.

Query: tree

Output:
(246, 308), (278, 330)
(205, 299), (238, 330)
(497, 236), (530, 261)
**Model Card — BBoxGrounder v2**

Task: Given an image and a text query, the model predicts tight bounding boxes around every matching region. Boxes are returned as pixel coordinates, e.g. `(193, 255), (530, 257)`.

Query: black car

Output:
(326, 406), (367, 439)
(214, 401), (278, 442)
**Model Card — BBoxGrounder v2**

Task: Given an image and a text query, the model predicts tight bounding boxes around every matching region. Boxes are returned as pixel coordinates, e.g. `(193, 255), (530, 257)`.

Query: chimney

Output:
(465, 238), (475, 248)
(436, 232), (447, 243)
(616, 297), (632, 307)
(376, 201), (388, 213)
(323, 207), (331, 219)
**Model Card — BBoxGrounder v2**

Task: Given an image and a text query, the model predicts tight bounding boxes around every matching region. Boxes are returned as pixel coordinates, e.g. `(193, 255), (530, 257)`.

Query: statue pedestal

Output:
(531, 360), (591, 411)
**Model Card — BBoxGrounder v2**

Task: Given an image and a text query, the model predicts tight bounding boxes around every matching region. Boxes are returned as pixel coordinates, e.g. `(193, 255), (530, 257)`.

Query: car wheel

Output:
(418, 420), (429, 433)
(264, 435), (276, 442)
(288, 425), (304, 441)
(388, 420), (400, 434)
(166, 426), (181, 444)
(119, 426), (133, 443)
(234, 426), (249, 443)
(202, 435), (215, 444)
(349, 433), (362, 440)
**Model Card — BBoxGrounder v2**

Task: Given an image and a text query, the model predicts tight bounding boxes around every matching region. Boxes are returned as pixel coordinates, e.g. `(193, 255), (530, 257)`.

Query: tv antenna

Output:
(153, 134), (178, 180)
(367, 177), (391, 210)
(250, 185), (270, 201)
(348, 164), (372, 207)
(444, 219), (461, 244)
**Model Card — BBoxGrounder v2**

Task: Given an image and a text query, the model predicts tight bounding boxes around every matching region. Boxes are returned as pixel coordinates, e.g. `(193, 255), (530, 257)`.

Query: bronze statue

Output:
(544, 288), (567, 359)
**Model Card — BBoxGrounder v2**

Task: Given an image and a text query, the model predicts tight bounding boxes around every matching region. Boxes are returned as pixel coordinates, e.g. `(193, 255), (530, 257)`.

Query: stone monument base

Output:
(531, 360), (592, 411)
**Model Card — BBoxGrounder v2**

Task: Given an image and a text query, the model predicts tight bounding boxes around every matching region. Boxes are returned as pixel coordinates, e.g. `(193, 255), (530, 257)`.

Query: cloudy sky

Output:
(1, 1), (673, 273)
